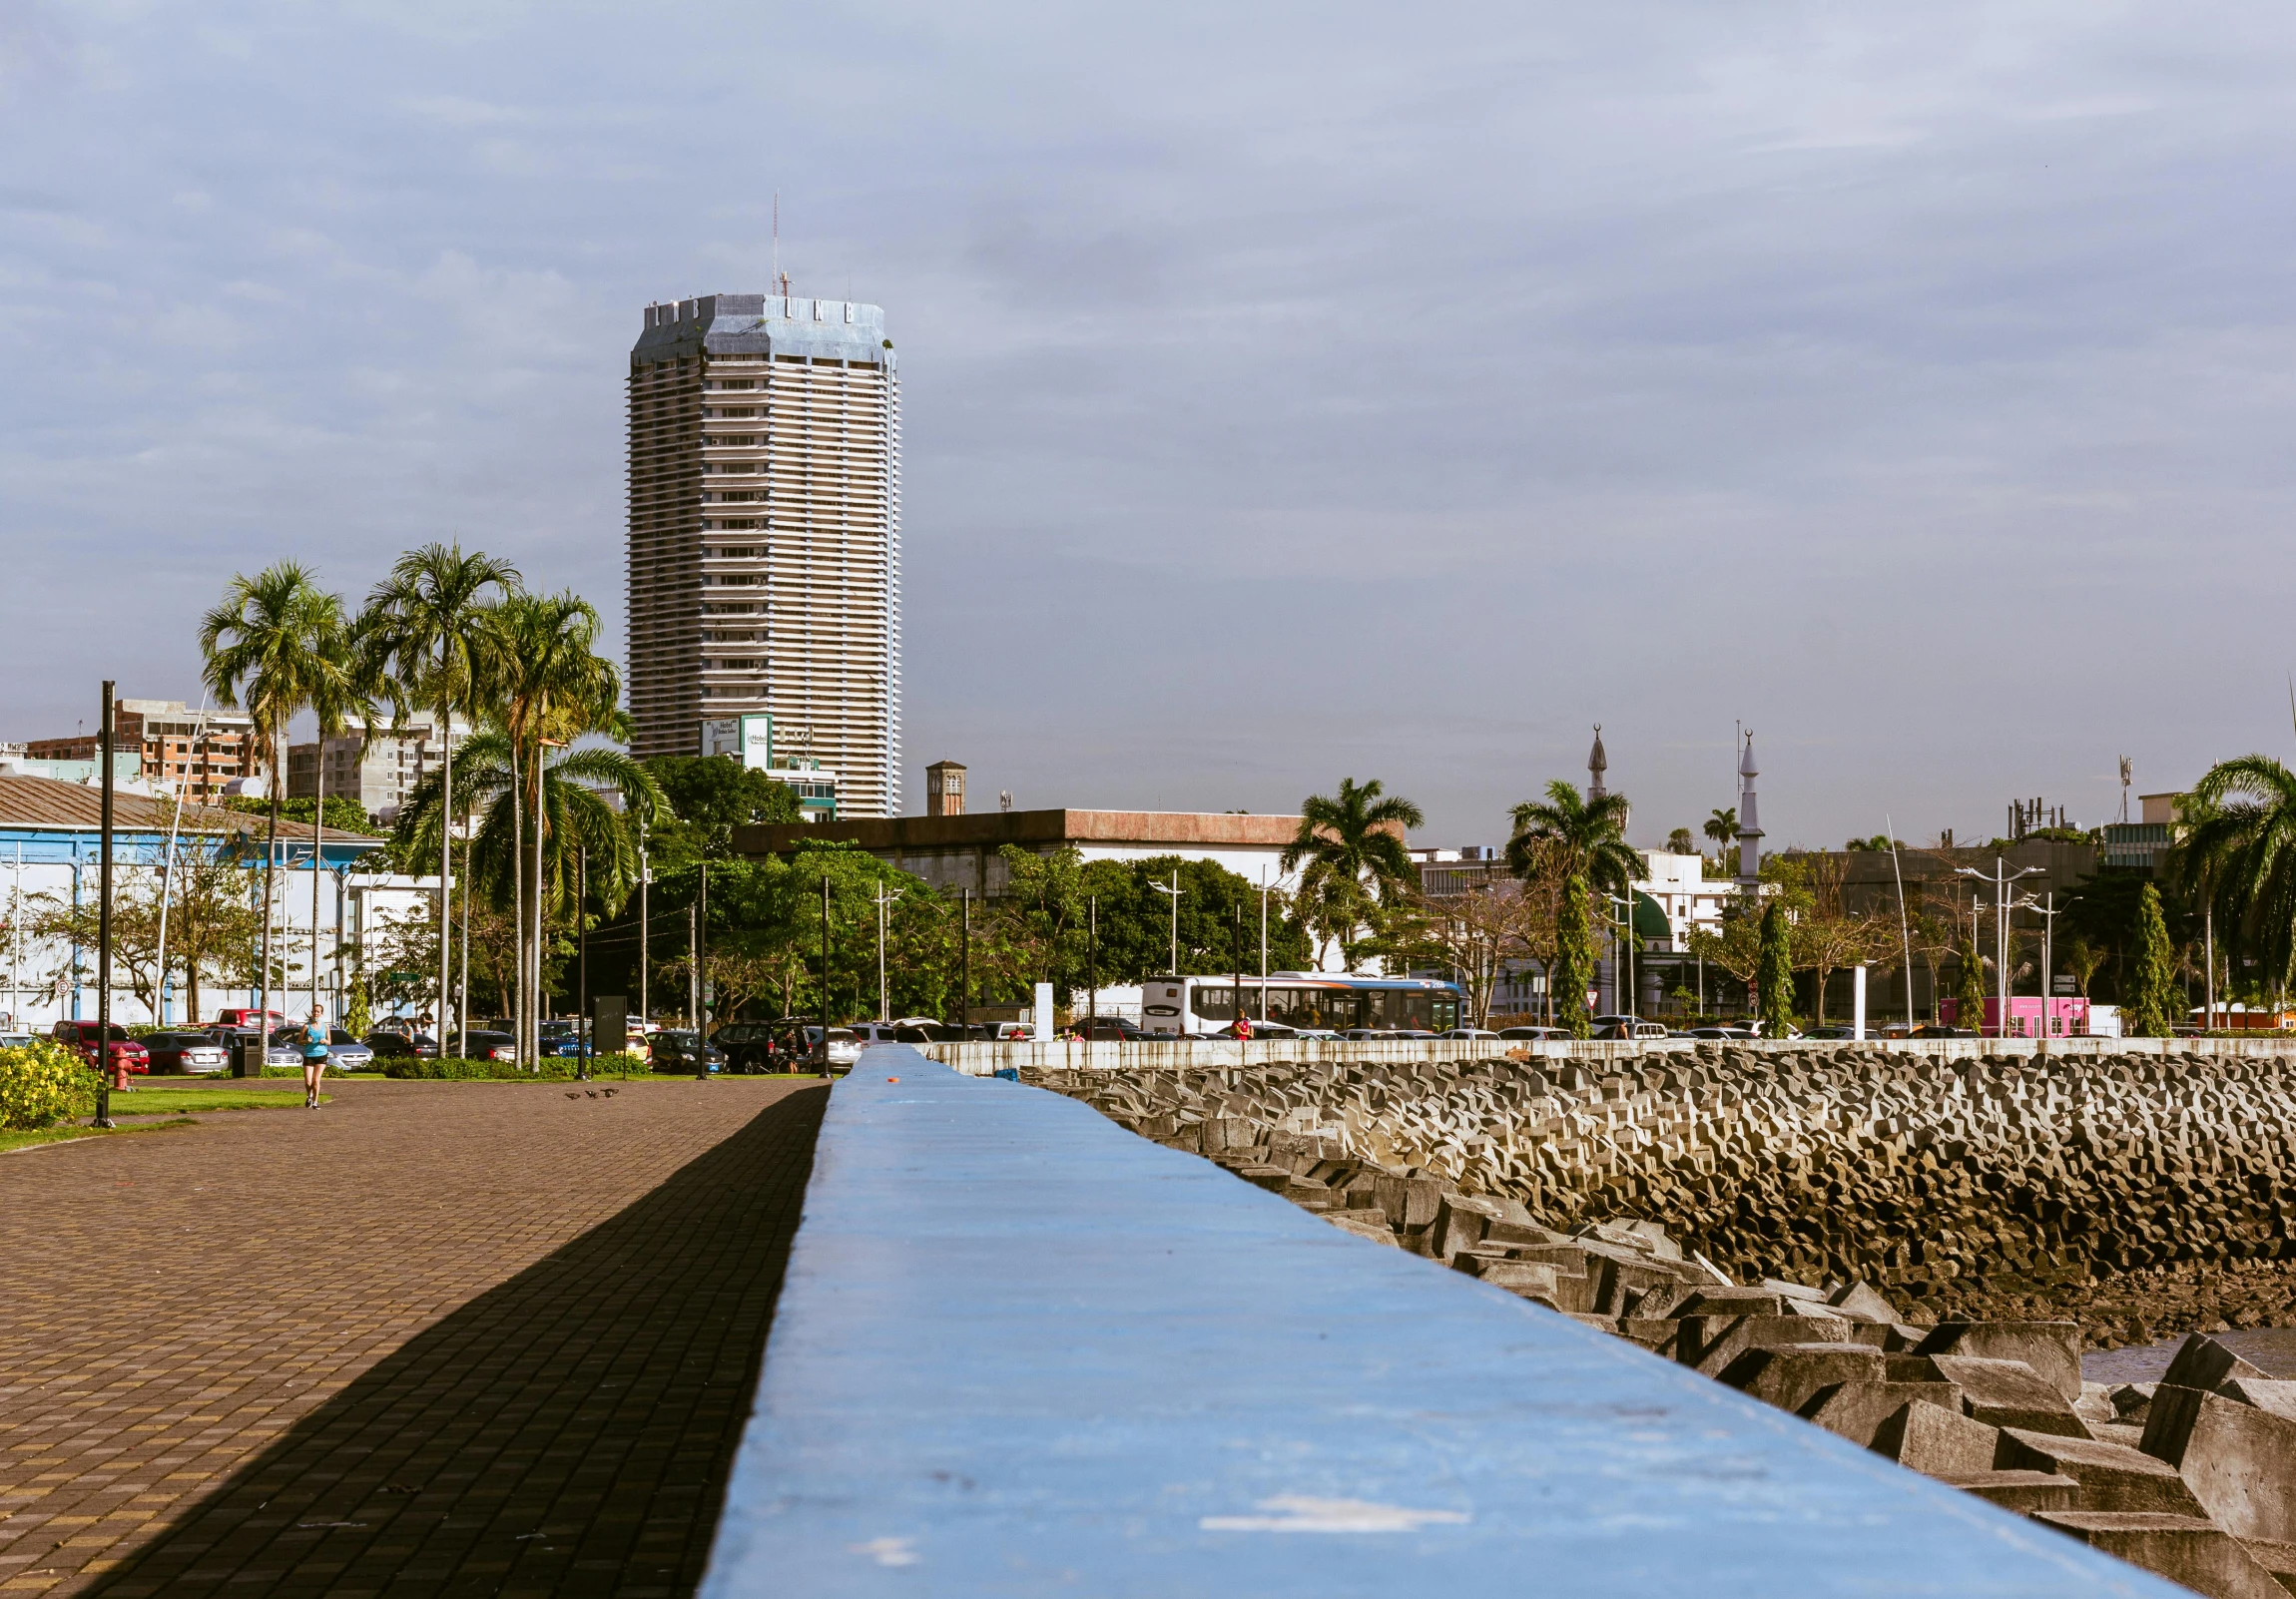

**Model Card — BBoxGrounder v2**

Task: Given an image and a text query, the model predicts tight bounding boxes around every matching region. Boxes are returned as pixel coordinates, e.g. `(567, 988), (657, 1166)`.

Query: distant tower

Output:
(1587, 726), (1608, 800)
(1735, 732), (1763, 891)
(924, 759), (965, 817)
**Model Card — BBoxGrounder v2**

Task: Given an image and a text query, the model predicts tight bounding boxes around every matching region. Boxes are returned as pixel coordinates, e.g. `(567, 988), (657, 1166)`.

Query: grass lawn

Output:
(0, 1118), (202, 1156)
(107, 1087), (323, 1116)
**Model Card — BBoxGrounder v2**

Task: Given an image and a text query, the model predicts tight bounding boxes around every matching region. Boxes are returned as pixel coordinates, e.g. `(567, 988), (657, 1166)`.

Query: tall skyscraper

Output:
(626, 292), (901, 816)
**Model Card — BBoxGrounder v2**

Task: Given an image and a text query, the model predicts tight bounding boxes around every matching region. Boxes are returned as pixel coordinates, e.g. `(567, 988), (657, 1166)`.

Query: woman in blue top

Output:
(301, 1005), (331, 1109)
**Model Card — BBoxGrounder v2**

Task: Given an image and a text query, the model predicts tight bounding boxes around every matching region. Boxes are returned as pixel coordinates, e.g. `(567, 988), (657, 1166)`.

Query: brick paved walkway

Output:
(0, 1077), (827, 1597)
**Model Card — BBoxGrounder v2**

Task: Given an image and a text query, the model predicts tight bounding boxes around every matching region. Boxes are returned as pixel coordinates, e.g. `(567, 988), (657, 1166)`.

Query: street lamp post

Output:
(1152, 870), (1184, 977)
(871, 882), (897, 1023)
(1086, 896), (1097, 1037)
(95, 682), (116, 1128)
(959, 887), (971, 1033)
(1955, 856), (2043, 1037)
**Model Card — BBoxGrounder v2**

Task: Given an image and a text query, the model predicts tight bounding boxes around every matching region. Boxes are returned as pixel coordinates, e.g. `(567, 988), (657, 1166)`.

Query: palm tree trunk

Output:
(530, 753), (544, 1069)
(510, 741), (524, 1067)
(438, 700), (454, 1047)
(261, 732), (281, 1046)
(312, 747), (324, 1023)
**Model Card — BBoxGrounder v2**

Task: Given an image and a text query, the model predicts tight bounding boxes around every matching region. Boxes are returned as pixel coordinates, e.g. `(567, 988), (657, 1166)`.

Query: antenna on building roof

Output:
(2118, 756), (2132, 824)
(773, 190), (779, 290)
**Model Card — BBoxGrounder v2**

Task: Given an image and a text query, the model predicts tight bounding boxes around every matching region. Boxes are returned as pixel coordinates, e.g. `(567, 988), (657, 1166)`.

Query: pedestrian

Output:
(300, 1004), (331, 1109)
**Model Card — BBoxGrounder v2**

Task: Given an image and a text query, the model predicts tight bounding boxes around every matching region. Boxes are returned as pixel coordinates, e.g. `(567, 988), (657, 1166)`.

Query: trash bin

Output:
(232, 1033), (256, 1078)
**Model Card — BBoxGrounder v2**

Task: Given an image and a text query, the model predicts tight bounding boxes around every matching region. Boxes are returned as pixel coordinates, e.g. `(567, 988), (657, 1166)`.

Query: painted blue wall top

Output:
(701, 1047), (2178, 1598)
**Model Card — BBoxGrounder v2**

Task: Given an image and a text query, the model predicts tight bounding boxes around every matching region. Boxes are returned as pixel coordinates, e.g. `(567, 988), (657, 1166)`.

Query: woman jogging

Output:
(301, 1005), (331, 1109)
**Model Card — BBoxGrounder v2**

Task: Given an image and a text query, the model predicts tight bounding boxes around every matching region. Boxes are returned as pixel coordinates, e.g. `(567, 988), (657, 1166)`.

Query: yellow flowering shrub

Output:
(0, 1040), (101, 1130)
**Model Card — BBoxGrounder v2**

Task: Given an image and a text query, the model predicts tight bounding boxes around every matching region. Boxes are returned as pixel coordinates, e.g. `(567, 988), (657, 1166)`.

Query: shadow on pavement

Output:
(91, 1085), (829, 1599)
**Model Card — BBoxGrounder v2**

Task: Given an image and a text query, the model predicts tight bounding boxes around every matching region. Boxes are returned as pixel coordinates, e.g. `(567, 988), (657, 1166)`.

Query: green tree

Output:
(2129, 881), (2176, 1036)
(1507, 779), (1639, 894)
(224, 796), (376, 836)
(492, 592), (625, 1064)
(1756, 898), (1795, 1035)
(200, 562), (361, 1037)
(1666, 827), (1697, 855)
(2175, 758), (2296, 998)
(1954, 928), (1987, 1031)
(1282, 778), (1424, 968)
(1069, 855), (1309, 986)
(357, 543), (520, 1037)
(641, 756), (804, 867)
(1553, 873), (1594, 1038)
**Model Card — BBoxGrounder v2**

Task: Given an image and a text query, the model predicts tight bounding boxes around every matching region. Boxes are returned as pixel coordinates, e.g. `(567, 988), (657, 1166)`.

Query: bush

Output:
(0, 1041), (102, 1130)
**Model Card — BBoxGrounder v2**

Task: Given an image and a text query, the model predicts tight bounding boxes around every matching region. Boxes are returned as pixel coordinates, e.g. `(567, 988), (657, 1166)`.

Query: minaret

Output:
(1735, 731), (1763, 891)
(1587, 726), (1607, 800)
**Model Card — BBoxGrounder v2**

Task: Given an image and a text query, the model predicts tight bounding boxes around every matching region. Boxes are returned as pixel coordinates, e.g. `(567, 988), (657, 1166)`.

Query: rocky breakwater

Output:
(1024, 1046), (2296, 1344)
(1021, 1050), (2296, 1598)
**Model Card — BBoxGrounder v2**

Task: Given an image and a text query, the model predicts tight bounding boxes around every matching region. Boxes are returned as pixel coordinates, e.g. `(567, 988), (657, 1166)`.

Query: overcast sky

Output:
(3, 1), (2291, 849)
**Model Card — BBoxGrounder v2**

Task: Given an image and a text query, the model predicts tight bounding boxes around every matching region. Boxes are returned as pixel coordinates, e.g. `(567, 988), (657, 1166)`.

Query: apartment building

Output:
(626, 291), (901, 816)
(25, 698), (255, 801)
(287, 717), (467, 824)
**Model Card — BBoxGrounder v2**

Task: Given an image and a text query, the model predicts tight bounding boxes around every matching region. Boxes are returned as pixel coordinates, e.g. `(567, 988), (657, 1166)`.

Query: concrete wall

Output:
(699, 1046), (2183, 1597)
(921, 1033), (2296, 1076)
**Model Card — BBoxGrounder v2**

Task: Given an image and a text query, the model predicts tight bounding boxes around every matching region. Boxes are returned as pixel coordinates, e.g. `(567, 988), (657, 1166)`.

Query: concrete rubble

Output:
(1022, 1047), (2296, 1598)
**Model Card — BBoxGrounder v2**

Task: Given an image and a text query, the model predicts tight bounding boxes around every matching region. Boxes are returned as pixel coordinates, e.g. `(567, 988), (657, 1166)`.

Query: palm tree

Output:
(200, 563), (358, 1036)
(2173, 757), (2296, 1000)
(1507, 780), (1639, 894)
(1704, 806), (1738, 856)
(393, 730), (660, 940)
(1280, 778), (1424, 971)
(493, 593), (623, 1063)
(302, 606), (377, 1022)
(356, 544), (520, 1043)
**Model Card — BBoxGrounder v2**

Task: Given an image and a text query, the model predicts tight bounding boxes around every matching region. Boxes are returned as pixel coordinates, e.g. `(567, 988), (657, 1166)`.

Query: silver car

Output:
(325, 1029), (374, 1070)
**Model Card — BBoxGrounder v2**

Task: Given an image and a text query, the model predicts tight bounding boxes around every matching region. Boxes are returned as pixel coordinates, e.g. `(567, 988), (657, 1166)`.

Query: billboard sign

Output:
(699, 714), (774, 770)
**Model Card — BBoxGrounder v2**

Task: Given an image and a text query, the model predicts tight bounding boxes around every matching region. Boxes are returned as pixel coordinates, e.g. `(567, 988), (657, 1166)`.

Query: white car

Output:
(1441, 1028), (1502, 1040)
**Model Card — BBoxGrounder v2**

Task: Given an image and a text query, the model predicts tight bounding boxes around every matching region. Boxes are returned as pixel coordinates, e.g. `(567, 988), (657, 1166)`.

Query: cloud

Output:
(1, 0), (2292, 842)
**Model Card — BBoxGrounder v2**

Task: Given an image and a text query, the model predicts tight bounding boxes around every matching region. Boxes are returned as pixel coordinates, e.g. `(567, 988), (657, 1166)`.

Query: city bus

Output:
(1138, 973), (1463, 1037)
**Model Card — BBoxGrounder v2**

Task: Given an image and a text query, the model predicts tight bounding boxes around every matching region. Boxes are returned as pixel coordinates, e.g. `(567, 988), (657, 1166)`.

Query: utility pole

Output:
(819, 873), (832, 1027)
(696, 860), (710, 1080)
(687, 904), (699, 1029)
(637, 823), (649, 1041)
(871, 882), (896, 1022)
(1957, 856), (2041, 1037)
(2033, 891), (2063, 1041)
(1087, 895), (1098, 1036)
(1886, 814), (1914, 1029)
(959, 887), (971, 1033)
(1258, 868), (1269, 1021)
(1152, 869), (1183, 976)
(95, 682), (116, 1127)
(2206, 906), (2216, 1033)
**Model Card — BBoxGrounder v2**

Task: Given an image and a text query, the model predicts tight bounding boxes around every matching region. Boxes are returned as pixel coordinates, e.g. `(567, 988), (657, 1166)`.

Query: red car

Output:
(52, 1020), (149, 1080)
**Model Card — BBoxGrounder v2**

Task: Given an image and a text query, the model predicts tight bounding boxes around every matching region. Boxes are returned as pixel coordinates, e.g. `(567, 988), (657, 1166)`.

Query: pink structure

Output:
(1942, 996), (2090, 1037)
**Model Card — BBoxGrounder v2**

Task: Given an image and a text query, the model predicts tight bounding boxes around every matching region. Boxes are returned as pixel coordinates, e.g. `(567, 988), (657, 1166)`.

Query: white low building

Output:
(0, 774), (437, 1031)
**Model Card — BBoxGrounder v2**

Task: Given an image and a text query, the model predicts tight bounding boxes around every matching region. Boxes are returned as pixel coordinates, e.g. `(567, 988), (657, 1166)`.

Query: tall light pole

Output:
(2032, 890), (2063, 1040)
(1152, 870), (1184, 976)
(1955, 856), (2042, 1037)
(636, 821), (649, 1041)
(871, 882), (898, 1022)
(1886, 814), (1915, 1029)
(95, 682), (116, 1127)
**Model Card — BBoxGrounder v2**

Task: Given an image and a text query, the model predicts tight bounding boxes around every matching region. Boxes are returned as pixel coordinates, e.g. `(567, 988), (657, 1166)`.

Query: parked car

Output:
(1073, 1016), (1148, 1041)
(893, 1019), (960, 1043)
(363, 1030), (439, 1060)
(53, 1020), (149, 1076)
(1498, 1025), (1569, 1041)
(846, 1021), (908, 1045)
(0, 1031), (35, 1051)
(264, 1026), (322, 1068)
(964, 1021), (1033, 1041)
(708, 1021), (787, 1073)
(457, 1030), (518, 1062)
(1589, 1016), (1668, 1040)
(650, 1029), (727, 1073)
(1440, 1028), (1502, 1041)
(1681, 1025), (1754, 1040)
(1337, 1027), (1436, 1040)
(1802, 1024), (1860, 1040)
(142, 1030), (231, 1073)
(324, 1029), (374, 1069)
(213, 1007), (285, 1031)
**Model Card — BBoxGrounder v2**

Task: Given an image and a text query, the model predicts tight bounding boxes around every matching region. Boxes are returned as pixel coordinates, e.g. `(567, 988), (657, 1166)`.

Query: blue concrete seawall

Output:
(700, 1047), (2180, 1597)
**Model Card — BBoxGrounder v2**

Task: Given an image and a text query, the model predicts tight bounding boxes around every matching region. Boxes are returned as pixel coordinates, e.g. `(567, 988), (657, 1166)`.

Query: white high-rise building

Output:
(626, 292), (901, 816)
